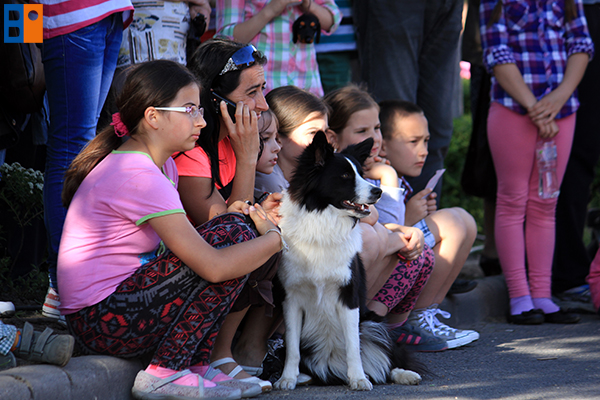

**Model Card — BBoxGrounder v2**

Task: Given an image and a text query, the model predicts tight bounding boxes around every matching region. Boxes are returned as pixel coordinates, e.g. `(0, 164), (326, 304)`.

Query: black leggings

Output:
(66, 213), (255, 370)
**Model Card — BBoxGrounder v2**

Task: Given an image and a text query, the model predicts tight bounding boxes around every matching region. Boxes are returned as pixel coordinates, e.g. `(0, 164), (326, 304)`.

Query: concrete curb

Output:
(0, 356), (142, 400)
(441, 275), (509, 326)
(0, 276), (508, 399)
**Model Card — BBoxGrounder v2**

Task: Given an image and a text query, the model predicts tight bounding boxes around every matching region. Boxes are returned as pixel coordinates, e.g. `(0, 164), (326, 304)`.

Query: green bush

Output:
(0, 163), (48, 303)
(440, 110), (484, 234)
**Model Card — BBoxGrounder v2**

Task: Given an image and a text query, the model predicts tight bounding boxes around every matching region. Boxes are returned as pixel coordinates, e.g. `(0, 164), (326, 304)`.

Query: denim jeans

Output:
(42, 14), (123, 289)
(353, 0), (463, 196)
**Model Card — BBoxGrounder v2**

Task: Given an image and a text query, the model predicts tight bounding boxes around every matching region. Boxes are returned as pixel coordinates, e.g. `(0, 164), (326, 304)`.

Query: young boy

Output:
(377, 99), (480, 348)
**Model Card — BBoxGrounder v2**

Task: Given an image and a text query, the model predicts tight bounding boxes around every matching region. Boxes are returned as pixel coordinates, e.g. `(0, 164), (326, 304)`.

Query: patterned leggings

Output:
(66, 213), (255, 370)
(372, 244), (435, 314)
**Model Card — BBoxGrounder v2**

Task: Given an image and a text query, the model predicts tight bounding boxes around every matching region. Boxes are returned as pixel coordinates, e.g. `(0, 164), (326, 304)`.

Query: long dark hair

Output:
(187, 38), (267, 194)
(62, 60), (199, 207)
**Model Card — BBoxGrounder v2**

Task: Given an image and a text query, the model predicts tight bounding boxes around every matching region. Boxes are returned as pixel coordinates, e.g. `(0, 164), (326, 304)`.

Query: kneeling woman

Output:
(57, 60), (282, 400)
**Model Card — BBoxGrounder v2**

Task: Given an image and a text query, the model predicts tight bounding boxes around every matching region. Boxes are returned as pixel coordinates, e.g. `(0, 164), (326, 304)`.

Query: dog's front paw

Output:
(349, 378), (373, 391)
(274, 376), (298, 390)
(391, 368), (422, 385)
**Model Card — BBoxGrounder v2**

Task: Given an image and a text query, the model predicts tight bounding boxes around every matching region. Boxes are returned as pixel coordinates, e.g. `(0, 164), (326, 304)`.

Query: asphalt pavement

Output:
(1, 261), (599, 400)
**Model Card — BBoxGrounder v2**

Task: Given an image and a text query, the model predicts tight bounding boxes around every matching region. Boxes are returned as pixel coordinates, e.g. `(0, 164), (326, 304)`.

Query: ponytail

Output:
(62, 127), (122, 207)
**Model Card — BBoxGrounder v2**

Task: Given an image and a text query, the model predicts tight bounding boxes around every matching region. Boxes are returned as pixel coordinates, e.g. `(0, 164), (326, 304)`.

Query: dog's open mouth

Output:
(341, 200), (371, 216)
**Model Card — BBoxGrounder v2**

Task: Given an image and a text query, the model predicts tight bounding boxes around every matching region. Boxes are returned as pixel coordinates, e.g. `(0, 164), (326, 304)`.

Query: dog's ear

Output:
(292, 16), (301, 43)
(314, 19), (321, 43)
(311, 130), (334, 167)
(341, 137), (374, 167)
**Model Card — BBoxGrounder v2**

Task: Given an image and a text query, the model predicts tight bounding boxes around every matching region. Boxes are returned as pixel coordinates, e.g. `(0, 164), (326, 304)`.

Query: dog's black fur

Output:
(275, 132), (424, 391)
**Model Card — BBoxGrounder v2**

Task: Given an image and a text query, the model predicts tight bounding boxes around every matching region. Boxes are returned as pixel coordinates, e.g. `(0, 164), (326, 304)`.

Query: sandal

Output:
(132, 369), (241, 400)
(12, 322), (74, 367)
(240, 364), (263, 377)
(210, 358), (272, 393)
(190, 365), (261, 398)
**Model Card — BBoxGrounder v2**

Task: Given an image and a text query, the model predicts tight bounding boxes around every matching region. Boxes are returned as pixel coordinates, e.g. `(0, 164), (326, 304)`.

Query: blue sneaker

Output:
(389, 322), (448, 352)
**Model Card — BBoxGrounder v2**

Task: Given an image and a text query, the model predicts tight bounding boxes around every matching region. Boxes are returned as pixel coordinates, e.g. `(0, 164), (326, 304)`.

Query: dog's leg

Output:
(341, 307), (373, 390)
(274, 297), (302, 390)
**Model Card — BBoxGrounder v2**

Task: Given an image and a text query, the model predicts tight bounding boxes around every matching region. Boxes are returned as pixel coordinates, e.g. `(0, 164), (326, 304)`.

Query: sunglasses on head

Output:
(219, 44), (258, 76)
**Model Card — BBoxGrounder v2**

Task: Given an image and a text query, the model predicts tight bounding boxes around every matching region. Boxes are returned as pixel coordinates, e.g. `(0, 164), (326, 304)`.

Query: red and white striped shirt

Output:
(33, 0), (133, 39)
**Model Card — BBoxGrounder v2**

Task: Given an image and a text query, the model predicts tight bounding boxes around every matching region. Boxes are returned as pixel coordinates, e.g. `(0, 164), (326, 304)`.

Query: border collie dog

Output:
(275, 132), (422, 391)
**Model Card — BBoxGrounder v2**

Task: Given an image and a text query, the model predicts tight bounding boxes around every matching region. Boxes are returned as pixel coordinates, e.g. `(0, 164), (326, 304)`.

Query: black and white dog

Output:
(274, 132), (423, 391)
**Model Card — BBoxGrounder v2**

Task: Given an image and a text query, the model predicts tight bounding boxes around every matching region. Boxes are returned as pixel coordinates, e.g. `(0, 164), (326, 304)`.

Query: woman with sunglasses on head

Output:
(175, 38), (282, 390)
(216, 0), (341, 96)
(58, 60), (283, 400)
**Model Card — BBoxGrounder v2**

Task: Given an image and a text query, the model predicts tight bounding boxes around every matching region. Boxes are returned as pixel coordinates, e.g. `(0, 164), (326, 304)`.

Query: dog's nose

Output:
(371, 186), (383, 199)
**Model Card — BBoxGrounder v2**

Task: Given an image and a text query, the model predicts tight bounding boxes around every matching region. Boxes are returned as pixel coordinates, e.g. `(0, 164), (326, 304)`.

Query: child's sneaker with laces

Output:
(408, 304), (479, 349)
(388, 322), (448, 352)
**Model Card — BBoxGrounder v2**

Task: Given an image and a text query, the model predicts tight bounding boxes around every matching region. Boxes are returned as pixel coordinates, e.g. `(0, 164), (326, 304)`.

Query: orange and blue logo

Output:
(4, 4), (43, 43)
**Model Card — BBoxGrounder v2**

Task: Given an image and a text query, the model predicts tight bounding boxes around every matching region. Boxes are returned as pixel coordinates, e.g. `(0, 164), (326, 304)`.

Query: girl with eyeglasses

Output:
(58, 60), (282, 400)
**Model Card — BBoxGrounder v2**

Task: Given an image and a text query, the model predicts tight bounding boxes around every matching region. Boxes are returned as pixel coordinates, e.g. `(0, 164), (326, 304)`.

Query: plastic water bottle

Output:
(536, 139), (559, 199)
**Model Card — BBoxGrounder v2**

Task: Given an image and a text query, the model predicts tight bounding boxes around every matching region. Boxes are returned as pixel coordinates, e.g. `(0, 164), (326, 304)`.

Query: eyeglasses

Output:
(155, 105), (204, 119)
(219, 44), (258, 76)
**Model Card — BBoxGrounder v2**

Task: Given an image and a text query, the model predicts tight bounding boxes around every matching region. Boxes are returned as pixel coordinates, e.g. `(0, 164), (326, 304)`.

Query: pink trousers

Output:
(587, 248), (600, 312)
(487, 103), (575, 299)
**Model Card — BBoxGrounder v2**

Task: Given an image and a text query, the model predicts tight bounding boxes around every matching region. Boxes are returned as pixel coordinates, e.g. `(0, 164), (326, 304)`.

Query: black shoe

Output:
(447, 279), (478, 295)
(543, 308), (581, 324)
(507, 309), (544, 325)
(480, 255), (502, 276)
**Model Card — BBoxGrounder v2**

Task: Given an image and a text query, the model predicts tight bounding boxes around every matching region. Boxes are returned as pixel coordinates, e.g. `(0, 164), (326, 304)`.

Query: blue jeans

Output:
(353, 0), (463, 196)
(42, 14), (123, 289)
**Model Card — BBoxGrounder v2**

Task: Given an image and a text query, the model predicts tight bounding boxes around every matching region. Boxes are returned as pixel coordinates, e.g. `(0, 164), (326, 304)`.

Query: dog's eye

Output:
(341, 173), (351, 179)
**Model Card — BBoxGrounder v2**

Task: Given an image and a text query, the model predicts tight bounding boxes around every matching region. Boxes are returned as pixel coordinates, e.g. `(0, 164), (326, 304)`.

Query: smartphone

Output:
(212, 90), (237, 123)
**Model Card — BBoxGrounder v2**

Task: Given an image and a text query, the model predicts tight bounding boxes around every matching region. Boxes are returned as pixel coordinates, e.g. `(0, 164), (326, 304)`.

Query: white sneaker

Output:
(0, 301), (15, 317)
(42, 287), (66, 326)
(42, 287), (61, 318)
(408, 305), (479, 349)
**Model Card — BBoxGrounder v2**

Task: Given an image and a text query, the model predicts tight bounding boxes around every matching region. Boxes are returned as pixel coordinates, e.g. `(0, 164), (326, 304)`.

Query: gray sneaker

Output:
(408, 305), (479, 349)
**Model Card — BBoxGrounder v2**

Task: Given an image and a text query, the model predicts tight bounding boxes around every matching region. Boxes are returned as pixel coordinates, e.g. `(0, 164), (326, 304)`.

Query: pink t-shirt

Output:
(57, 151), (185, 314)
(174, 138), (236, 188)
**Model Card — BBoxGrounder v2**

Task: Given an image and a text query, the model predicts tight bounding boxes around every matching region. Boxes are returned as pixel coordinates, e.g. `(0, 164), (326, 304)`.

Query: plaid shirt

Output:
(216, 0), (342, 96)
(480, 0), (594, 118)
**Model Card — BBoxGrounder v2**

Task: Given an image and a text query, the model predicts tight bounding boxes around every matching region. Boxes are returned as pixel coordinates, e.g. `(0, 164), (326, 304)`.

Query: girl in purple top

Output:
(480, 0), (593, 324)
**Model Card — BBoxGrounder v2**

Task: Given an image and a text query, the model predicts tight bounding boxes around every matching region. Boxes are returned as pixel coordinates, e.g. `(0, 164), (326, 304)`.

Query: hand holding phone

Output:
(212, 90), (237, 123)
